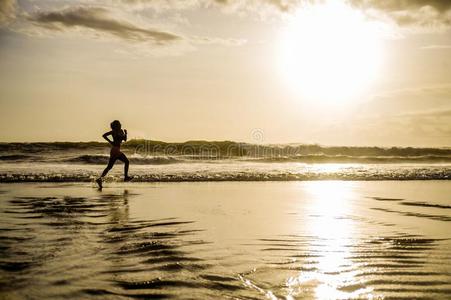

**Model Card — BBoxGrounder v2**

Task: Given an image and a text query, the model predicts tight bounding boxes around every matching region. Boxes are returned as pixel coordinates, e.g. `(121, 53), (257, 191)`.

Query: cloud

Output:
(349, 0), (451, 29)
(116, 0), (307, 14)
(338, 106), (451, 146)
(25, 5), (247, 56)
(192, 35), (247, 46)
(116, 0), (202, 11)
(115, 0), (451, 29)
(396, 108), (451, 118)
(212, 0), (302, 12)
(349, 1), (451, 13)
(373, 83), (451, 99)
(117, 0), (451, 15)
(29, 6), (182, 43)
(0, 0), (16, 26)
(386, 108), (451, 141)
(422, 44), (451, 49)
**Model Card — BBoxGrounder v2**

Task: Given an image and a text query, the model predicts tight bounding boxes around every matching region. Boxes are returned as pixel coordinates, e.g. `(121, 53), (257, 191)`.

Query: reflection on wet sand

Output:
(293, 182), (359, 299)
(236, 182), (451, 299)
(0, 182), (450, 299)
(0, 190), (213, 299)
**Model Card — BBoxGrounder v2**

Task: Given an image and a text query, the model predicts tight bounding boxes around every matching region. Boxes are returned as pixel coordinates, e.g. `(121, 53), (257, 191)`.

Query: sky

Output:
(0, 0), (450, 147)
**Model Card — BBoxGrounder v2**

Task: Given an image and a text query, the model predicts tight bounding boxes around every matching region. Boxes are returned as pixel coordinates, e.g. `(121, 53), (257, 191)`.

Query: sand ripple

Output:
(0, 185), (450, 299)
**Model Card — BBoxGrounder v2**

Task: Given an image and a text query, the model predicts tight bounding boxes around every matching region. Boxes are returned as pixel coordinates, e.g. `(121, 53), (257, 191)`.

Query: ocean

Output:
(0, 141), (450, 182)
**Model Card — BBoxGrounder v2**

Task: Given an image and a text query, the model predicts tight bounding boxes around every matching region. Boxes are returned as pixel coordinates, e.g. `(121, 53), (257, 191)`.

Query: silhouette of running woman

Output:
(96, 120), (132, 188)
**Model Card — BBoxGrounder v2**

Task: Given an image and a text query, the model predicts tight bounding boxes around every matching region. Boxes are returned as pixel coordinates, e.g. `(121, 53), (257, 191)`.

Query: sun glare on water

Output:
(278, 1), (385, 104)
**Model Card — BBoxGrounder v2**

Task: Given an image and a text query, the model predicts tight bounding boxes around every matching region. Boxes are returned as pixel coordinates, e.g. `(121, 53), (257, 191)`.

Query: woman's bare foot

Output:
(124, 176), (133, 182)
(96, 178), (103, 189)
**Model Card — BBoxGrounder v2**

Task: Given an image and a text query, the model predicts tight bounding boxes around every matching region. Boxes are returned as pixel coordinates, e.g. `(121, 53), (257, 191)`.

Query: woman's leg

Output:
(117, 153), (130, 179)
(101, 156), (117, 177)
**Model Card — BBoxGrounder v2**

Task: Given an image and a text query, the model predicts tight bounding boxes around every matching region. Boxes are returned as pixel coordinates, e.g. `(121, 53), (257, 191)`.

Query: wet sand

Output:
(0, 181), (450, 299)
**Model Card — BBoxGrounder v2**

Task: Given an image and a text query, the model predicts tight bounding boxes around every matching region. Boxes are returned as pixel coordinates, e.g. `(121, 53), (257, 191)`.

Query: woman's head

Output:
(110, 120), (121, 131)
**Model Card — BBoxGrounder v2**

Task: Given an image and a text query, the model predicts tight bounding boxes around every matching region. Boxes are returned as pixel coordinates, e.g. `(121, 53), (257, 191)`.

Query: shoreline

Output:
(1, 177), (451, 183)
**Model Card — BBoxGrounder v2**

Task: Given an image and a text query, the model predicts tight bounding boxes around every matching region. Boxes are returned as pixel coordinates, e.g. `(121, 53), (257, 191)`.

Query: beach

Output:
(3, 0), (451, 299)
(1, 181), (450, 299)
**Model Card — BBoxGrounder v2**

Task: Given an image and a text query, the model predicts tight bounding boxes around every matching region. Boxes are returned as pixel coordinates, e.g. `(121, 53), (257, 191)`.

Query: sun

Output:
(278, 1), (385, 103)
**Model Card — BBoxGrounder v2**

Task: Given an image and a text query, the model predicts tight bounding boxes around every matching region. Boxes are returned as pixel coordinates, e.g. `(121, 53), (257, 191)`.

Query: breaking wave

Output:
(0, 165), (450, 182)
(246, 154), (451, 164)
(42, 154), (451, 165)
(64, 155), (181, 165)
(1, 140), (450, 158)
(1, 153), (451, 165)
(0, 154), (39, 161)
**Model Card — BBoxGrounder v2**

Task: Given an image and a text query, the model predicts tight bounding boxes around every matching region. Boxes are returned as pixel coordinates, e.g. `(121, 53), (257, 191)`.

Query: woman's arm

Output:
(102, 131), (114, 145)
(123, 129), (128, 142)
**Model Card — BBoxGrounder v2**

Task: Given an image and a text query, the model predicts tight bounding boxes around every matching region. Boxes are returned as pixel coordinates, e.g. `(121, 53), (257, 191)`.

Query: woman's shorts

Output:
(110, 146), (123, 159)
